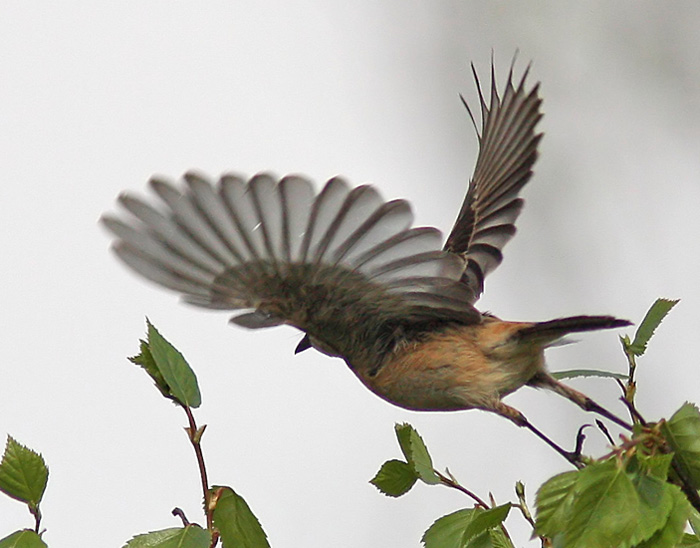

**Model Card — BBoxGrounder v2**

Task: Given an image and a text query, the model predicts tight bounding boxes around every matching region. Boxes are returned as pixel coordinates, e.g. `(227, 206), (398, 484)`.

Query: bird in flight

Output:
(102, 61), (631, 464)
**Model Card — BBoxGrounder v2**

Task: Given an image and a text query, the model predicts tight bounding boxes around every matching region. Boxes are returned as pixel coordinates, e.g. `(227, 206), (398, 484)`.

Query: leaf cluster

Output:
(2, 321), (270, 548)
(121, 485), (270, 548)
(372, 410), (700, 548)
(622, 299), (679, 357)
(536, 453), (690, 548)
(129, 319), (202, 408)
(3, 298), (699, 547)
(0, 436), (49, 547)
(120, 322), (270, 548)
(370, 299), (700, 548)
(371, 424), (514, 547)
(370, 423), (439, 497)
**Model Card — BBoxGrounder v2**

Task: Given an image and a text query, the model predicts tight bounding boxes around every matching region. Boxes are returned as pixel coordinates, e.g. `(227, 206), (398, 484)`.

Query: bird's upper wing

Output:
(102, 173), (480, 359)
(445, 62), (543, 302)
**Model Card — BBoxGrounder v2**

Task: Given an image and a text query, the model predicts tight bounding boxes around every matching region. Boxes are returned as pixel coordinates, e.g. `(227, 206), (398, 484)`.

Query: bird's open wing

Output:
(102, 173), (480, 358)
(445, 62), (543, 302)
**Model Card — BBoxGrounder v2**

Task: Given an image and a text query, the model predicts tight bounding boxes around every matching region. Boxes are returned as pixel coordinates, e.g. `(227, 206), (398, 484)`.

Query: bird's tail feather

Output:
(516, 315), (631, 343)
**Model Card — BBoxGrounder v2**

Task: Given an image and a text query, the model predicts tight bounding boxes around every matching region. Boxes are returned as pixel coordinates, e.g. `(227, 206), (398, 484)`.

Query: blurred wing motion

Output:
(445, 63), (543, 302)
(102, 173), (480, 357)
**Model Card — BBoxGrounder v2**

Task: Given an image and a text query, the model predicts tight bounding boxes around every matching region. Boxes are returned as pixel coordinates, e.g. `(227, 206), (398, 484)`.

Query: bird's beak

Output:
(295, 334), (312, 354)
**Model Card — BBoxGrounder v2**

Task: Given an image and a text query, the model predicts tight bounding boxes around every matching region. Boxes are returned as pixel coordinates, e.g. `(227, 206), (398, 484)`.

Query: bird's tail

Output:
(517, 315), (633, 431)
(515, 315), (631, 344)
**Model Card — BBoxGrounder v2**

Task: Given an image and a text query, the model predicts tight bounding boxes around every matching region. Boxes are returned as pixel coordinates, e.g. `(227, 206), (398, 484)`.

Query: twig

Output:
(615, 378), (627, 397)
(595, 420), (615, 446)
(172, 507), (190, 526)
(183, 406), (213, 530)
(514, 482), (536, 530)
(671, 460), (700, 513)
(30, 506), (41, 534)
(434, 469), (490, 509)
(620, 339), (641, 424)
(435, 470), (516, 544)
(619, 397), (647, 426)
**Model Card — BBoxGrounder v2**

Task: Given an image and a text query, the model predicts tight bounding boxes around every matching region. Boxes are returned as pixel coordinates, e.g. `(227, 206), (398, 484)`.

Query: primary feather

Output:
(102, 62), (542, 363)
(445, 62), (543, 301)
(102, 172), (481, 361)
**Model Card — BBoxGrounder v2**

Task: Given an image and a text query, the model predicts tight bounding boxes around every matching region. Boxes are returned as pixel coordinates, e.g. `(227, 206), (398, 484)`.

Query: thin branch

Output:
(30, 506), (41, 534)
(434, 469), (489, 508)
(615, 378), (627, 397)
(172, 507), (190, 526)
(436, 469), (517, 544)
(514, 483), (534, 528)
(625, 347), (638, 387)
(595, 420), (615, 446)
(671, 459), (700, 513)
(619, 397), (647, 426)
(620, 338), (639, 412)
(183, 406), (213, 530)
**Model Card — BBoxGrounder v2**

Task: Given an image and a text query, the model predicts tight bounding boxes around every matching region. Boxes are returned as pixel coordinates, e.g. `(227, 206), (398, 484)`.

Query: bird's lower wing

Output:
(102, 172), (480, 357)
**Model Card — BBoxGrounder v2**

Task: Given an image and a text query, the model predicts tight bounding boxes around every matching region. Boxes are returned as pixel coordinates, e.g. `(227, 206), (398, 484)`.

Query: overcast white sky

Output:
(2, 2), (700, 546)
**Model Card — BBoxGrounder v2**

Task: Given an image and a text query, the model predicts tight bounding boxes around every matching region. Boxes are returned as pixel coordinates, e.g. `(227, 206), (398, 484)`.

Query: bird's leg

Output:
(525, 376), (700, 511)
(491, 401), (586, 468)
(528, 372), (632, 431)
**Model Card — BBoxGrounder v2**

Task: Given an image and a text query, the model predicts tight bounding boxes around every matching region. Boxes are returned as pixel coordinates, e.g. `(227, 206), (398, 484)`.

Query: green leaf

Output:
(421, 505), (511, 548)
(0, 437), (48, 508)
(679, 533), (700, 547)
(633, 453), (674, 480)
(662, 402), (700, 488)
(680, 537), (700, 547)
(462, 504), (511, 542)
(485, 527), (514, 548)
(0, 530), (48, 548)
(466, 531), (506, 548)
(465, 530), (510, 548)
(370, 459), (418, 497)
(625, 473), (673, 546)
(627, 298), (679, 356)
(122, 526), (211, 548)
(421, 509), (479, 548)
(565, 459), (640, 548)
(535, 470), (579, 538)
(394, 423), (439, 485)
(551, 369), (627, 381)
(395, 423), (415, 462)
(212, 486), (270, 548)
(689, 507), (700, 538)
(129, 339), (171, 399)
(634, 484), (690, 548)
(145, 320), (202, 408)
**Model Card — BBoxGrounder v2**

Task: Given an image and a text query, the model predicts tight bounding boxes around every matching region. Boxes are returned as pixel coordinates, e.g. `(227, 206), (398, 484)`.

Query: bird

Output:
(101, 61), (631, 464)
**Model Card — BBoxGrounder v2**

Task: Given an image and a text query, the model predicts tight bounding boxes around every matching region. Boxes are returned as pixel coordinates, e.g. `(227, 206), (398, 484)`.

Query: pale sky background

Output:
(2, 2), (700, 546)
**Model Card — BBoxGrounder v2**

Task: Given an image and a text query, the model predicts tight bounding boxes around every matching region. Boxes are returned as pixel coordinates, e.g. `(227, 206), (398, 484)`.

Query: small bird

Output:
(102, 61), (631, 463)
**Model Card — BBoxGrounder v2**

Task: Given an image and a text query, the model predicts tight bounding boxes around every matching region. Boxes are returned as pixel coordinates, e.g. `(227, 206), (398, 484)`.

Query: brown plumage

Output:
(102, 60), (631, 463)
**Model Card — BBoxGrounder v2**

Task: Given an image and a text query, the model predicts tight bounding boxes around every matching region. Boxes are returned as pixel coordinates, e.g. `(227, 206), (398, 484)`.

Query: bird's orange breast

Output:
(355, 320), (545, 412)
